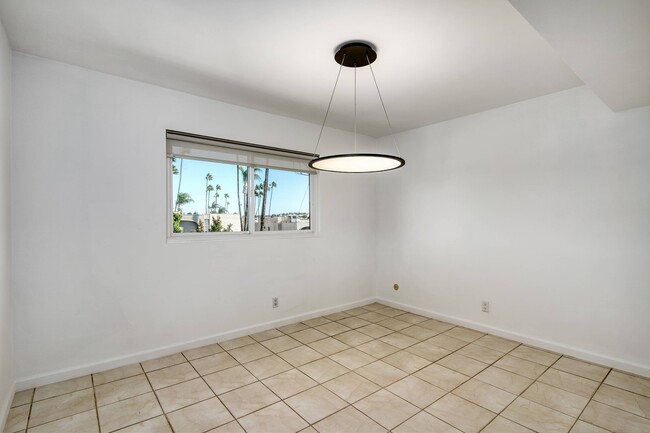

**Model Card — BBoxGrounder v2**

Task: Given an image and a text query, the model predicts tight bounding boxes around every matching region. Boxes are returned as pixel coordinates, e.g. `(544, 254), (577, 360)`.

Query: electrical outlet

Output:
(272, 297), (279, 308)
(481, 301), (489, 313)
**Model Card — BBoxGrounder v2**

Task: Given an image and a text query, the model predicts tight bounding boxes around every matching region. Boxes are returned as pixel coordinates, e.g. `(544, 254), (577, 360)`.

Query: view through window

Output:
(168, 134), (314, 236)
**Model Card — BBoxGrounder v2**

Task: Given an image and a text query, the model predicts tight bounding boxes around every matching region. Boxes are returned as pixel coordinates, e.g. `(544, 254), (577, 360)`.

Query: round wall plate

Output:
(334, 42), (377, 68)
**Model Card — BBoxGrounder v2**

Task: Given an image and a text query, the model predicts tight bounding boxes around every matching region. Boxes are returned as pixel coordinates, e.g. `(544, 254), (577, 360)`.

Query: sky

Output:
(172, 158), (310, 215)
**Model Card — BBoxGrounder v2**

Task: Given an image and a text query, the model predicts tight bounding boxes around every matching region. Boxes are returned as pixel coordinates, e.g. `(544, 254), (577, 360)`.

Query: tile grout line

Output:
(19, 303), (649, 433)
(359, 316), (607, 432)
(579, 373), (614, 427)
(90, 374), (102, 433)
(566, 368), (614, 433)
(230, 354), (315, 429)
(600, 380), (650, 399)
(504, 356), (619, 431)
(22, 384), (96, 431)
(17, 384), (93, 405)
(388, 329), (519, 432)
(94, 377), (172, 433)
(307, 315), (480, 431)
(23, 388), (35, 432)
(436, 336), (608, 431)
(412, 328), (611, 431)
(181, 351), (248, 433)
(300, 309), (501, 431)
(482, 354), (558, 432)
(93, 341), (630, 433)
(352, 310), (509, 431)
(140, 361), (177, 433)
(206, 305), (382, 430)
(429, 350), (595, 432)
(0, 313), (505, 433)
(26, 307), (650, 432)
(397, 325), (621, 432)
(581, 370), (650, 418)
(293, 309), (388, 430)
(139, 365), (238, 430)
(0, 308), (526, 431)
(126, 334), (336, 430)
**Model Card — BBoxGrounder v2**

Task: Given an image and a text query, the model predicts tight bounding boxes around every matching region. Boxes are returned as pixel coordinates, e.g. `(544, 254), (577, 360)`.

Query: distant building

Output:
(179, 213), (307, 232)
(179, 219), (199, 232)
(180, 213), (242, 232)
(255, 214), (310, 231)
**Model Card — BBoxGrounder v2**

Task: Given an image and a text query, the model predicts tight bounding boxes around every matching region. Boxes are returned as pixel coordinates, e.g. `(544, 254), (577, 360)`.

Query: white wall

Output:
(375, 86), (650, 375)
(9, 52), (650, 386)
(0, 14), (14, 429)
(11, 53), (378, 385)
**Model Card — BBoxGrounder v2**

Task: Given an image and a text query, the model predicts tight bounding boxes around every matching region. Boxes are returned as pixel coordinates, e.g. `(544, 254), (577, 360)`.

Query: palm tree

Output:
(236, 165), (243, 229)
(255, 184), (264, 215)
(238, 167), (262, 231)
(205, 173), (213, 215)
(174, 158), (185, 211)
(206, 185), (214, 214)
(176, 192), (193, 212)
(214, 184), (222, 208)
(224, 194), (230, 212)
(214, 184), (221, 215)
(260, 168), (270, 231)
(239, 166), (248, 230)
(268, 181), (277, 216)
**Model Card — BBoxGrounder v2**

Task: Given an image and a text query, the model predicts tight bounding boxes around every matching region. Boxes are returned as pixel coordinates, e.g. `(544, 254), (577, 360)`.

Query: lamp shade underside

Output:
(308, 153), (405, 173)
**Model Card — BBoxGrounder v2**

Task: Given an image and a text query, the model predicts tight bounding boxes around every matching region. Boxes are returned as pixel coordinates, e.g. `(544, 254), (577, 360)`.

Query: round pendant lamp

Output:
(309, 42), (405, 173)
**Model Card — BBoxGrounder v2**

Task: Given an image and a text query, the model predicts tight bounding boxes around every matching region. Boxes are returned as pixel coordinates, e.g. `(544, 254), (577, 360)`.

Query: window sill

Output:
(166, 230), (319, 243)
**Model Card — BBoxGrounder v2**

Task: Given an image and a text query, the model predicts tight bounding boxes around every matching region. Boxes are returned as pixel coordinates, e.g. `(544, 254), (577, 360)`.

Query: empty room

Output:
(0, 1), (649, 432)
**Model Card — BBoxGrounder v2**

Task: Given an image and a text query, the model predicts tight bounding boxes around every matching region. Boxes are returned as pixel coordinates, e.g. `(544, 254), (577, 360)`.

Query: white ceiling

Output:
(0, 0), (598, 136)
(510, 0), (650, 112)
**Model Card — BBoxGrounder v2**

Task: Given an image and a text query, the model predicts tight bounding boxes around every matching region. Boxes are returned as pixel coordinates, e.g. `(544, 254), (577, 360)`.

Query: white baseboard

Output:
(15, 297), (375, 391)
(377, 297), (650, 378)
(0, 382), (15, 433)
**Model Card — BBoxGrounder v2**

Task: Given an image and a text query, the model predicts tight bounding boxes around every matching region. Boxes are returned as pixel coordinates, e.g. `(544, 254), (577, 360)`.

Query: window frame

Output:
(166, 131), (319, 241)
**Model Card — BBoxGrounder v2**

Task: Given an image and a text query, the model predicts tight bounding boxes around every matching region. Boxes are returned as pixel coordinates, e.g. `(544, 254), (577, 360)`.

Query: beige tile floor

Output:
(4, 303), (650, 433)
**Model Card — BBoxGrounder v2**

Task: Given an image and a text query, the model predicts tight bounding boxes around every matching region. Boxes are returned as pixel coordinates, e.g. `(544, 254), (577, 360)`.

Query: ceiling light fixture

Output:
(309, 42), (405, 173)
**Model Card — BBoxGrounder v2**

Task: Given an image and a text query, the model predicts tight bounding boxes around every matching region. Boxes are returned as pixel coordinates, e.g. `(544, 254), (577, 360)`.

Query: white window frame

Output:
(166, 130), (319, 242)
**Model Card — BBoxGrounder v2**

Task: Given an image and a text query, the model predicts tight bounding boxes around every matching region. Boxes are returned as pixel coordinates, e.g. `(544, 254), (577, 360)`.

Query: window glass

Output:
(253, 168), (310, 232)
(170, 158), (313, 235)
(171, 157), (242, 233)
